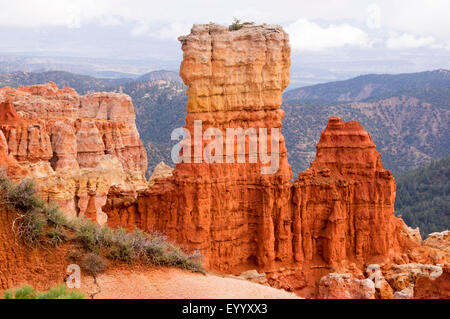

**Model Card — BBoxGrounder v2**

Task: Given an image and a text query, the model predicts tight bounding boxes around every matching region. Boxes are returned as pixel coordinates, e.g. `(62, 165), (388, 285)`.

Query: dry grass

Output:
(0, 174), (204, 273)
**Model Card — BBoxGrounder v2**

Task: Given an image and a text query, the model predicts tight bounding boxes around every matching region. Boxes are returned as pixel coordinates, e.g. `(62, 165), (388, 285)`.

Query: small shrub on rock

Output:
(67, 249), (82, 261)
(229, 18), (254, 31)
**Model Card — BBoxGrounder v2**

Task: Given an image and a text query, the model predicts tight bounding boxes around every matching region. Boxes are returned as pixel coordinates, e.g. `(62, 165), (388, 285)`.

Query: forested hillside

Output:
(395, 156), (450, 237)
(284, 69), (450, 103)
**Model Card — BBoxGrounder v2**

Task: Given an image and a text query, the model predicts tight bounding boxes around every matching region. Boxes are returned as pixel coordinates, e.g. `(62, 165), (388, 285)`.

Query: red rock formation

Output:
(106, 23), (293, 272)
(292, 116), (416, 268)
(0, 208), (70, 290)
(0, 82), (146, 172)
(101, 24), (447, 297)
(414, 264), (450, 299)
(317, 273), (375, 299)
(0, 82), (148, 220)
(103, 186), (139, 232)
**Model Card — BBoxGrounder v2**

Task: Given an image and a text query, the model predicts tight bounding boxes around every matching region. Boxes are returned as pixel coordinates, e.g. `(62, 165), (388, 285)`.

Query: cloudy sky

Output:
(0, 0), (449, 86)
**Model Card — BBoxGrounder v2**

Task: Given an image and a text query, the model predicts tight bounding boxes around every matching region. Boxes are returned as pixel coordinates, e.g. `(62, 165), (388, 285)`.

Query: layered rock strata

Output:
(0, 82), (147, 221)
(102, 24), (448, 297)
(106, 23), (293, 271)
(291, 117), (416, 268)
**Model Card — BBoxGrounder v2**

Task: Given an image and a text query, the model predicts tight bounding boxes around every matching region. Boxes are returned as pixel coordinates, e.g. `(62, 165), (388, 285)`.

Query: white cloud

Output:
(0, 0), (112, 28)
(366, 3), (381, 29)
(381, 0), (450, 41)
(285, 19), (370, 51)
(150, 22), (192, 40)
(386, 33), (436, 49)
(1, 0), (450, 54)
(131, 23), (150, 37)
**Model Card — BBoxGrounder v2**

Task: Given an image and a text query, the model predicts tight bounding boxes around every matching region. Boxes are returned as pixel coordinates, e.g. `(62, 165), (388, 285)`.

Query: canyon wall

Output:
(102, 24), (440, 297)
(0, 24), (446, 298)
(0, 82), (147, 222)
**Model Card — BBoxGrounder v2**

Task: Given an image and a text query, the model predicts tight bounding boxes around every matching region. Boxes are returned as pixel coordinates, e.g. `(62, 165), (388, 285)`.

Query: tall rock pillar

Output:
(134, 24), (293, 270)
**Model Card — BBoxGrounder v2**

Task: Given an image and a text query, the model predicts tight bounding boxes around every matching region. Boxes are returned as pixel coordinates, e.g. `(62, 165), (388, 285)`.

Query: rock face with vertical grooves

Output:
(291, 116), (412, 268)
(0, 82), (148, 221)
(102, 24), (448, 297)
(106, 23), (294, 271)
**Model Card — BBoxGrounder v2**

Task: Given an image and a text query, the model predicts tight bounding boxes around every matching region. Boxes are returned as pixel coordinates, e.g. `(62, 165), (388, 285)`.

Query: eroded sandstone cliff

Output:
(0, 82), (147, 222)
(105, 24), (294, 272)
(1, 23), (445, 298)
(102, 24), (449, 297)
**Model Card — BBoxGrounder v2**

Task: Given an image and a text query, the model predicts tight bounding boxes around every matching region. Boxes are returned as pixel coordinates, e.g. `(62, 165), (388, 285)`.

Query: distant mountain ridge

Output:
(136, 70), (181, 83)
(1, 69), (448, 178)
(0, 70), (181, 94)
(284, 69), (450, 103)
(282, 69), (450, 176)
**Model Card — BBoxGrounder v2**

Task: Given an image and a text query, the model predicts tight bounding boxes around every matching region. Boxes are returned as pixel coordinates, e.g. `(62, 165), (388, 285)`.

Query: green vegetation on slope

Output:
(282, 69), (450, 176)
(395, 155), (450, 237)
(3, 284), (84, 299)
(0, 175), (203, 273)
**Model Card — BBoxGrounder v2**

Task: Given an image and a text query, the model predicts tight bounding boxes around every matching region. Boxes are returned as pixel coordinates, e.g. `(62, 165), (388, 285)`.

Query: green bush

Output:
(229, 18), (254, 31)
(3, 284), (84, 299)
(395, 155), (450, 237)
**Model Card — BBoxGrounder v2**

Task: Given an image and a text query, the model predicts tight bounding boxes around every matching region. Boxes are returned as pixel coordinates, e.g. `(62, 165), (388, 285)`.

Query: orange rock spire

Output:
(105, 23), (295, 271)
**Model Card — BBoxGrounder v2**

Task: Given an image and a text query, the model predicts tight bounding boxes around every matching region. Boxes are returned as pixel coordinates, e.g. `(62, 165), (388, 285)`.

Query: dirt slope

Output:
(81, 267), (300, 299)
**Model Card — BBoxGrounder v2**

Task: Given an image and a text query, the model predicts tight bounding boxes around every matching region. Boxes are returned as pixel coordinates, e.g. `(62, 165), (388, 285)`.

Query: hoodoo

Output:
(102, 24), (447, 297)
(106, 23), (294, 271)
